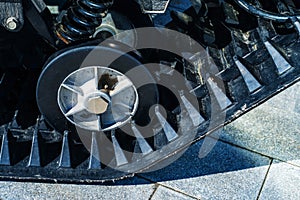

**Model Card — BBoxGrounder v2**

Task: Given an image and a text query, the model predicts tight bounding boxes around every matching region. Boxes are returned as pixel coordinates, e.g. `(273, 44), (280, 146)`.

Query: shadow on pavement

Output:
(106, 134), (271, 185)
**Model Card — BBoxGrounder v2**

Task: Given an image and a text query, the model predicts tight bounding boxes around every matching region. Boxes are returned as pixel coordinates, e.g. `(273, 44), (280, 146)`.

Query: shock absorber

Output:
(56, 0), (114, 44)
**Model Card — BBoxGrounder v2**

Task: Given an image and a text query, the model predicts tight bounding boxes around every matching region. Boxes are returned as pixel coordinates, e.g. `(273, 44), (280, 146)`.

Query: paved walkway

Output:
(0, 82), (299, 200)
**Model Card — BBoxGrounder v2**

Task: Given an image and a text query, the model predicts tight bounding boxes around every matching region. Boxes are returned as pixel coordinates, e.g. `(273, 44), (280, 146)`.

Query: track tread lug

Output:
(58, 131), (72, 168)
(155, 107), (178, 142)
(88, 132), (102, 170)
(28, 120), (41, 167)
(111, 130), (128, 166)
(131, 123), (153, 155)
(235, 58), (262, 93)
(0, 125), (10, 166)
(180, 93), (205, 126)
(207, 78), (232, 110)
(264, 40), (292, 75)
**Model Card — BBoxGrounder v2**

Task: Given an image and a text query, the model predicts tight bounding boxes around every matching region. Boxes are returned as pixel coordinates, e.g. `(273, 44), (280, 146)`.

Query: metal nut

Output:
(5, 17), (18, 31)
(86, 96), (109, 114)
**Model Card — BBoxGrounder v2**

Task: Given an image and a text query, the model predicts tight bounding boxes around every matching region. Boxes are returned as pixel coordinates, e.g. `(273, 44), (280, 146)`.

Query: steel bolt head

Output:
(5, 17), (18, 31)
(86, 96), (109, 114)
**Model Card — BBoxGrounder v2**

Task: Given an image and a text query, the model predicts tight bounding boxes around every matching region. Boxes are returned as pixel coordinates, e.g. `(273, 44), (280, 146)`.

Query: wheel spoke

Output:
(65, 103), (85, 117)
(110, 78), (133, 97)
(113, 101), (132, 114)
(97, 115), (102, 131)
(94, 67), (99, 90)
(61, 83), (84, 96)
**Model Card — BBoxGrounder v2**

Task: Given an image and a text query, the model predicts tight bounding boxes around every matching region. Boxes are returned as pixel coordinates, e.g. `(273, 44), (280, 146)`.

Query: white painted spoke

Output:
(94, 67), (99, 90)
(110, 78), (133, 97)
(61, 83), (84, 96)
(65, 103), (85, 117)
(97, 115), (102, 131)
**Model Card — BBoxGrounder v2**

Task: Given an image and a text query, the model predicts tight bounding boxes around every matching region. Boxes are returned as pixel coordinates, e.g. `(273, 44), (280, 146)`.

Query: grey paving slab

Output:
(264, 82), (300, 114)
(295, 96), (300, 115)
(151, 186), (197, 200)
(218, 81), (300, 166)
(0, 177), (155, 200)
(140, 139), (271, 200)
(259, 161), (300, 200)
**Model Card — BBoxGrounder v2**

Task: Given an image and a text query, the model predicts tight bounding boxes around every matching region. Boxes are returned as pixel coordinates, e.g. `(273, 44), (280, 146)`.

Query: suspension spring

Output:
(56, 0), (114, 44)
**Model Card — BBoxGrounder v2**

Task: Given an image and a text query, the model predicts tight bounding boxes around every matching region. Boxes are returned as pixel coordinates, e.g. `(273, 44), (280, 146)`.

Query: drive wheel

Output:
(36, 40), (200, 179)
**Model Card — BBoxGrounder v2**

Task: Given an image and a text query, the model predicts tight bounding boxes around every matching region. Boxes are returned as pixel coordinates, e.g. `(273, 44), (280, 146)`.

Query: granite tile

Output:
(0, 177), (154, 200)
(151, 186), (197, 200)
(288, 159), (300, 167)
(141, 139), (270, 200)
(263, 82), (300, 113)
(259, 161), (300, 200)
(221, 104), (300, 166)
(219, 82), (300, 166)
(294, 92), (300, 115)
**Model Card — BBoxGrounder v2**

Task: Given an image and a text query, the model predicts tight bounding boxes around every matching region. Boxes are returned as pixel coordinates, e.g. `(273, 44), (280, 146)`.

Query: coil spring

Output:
(56, 0), (114, 44)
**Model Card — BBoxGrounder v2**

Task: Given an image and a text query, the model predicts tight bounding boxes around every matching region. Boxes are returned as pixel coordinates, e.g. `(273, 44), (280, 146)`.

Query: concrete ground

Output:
(0, 82), (299, 200)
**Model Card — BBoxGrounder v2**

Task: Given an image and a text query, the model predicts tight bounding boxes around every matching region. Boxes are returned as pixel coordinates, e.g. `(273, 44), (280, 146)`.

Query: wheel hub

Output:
(85, 93), (110, 115)
(57, 66), (139, 131)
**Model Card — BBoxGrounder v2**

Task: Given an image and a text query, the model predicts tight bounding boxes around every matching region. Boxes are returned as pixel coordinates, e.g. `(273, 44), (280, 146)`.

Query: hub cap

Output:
(57, 66), (139, 131)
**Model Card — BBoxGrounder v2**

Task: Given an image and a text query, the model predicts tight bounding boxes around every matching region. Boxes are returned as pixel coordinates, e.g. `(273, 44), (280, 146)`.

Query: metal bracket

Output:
(0, 0), (24, 32)
(137, 0), (170, 13)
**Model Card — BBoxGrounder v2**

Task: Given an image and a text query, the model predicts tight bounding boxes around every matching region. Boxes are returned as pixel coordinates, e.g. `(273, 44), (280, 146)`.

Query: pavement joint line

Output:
(148, 183), (159, 200)
(206, 135), (300, 168)
(206, 135), (273, 159)
(256, 158), (273, 200)
(135, 135), (300, 199)
(284, 160), (300, 168)
(137, 175), (200, 199)
(154, 184), (200, 200)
